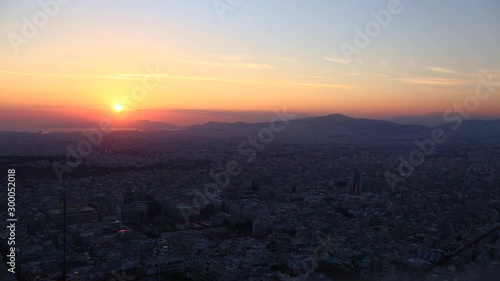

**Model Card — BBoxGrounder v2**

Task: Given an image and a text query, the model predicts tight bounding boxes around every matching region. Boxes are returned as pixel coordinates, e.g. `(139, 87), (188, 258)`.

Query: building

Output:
(118, 202), (149, 225)
(47, 207), (98, 227)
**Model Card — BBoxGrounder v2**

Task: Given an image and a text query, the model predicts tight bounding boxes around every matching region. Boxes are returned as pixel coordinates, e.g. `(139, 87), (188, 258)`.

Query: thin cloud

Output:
(235, 63), (274, 70)
(267, 55), (299, 64)
(284, 74), (333, 79)
(324, 56), (350, 65)
(0, 69), (351, 89)
(428, 66), (458, 75)
(0, 70), (139, 80)
(400, 77), (472, 86)
(20, 57), (106, 68)
(128, 55), (274, 70)
(206, 54), (253, 61)
(119, 72), (352, 89)
(2, 85), (38, 90)
(475, 68), (500, 79)
(162, 74), (352, 89)
(174, 58), (274, 70)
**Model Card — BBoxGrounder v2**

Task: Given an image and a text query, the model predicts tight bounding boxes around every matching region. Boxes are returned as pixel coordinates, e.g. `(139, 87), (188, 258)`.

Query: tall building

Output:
(351, 172), (361, 194)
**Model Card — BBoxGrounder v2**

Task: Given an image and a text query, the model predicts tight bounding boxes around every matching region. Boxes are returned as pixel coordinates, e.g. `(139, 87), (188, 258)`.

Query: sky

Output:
(1, 0), (500, 131)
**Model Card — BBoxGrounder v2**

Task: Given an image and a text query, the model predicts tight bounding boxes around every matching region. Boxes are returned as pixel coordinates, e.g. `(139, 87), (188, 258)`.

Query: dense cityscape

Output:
(1, 120), (499, 280)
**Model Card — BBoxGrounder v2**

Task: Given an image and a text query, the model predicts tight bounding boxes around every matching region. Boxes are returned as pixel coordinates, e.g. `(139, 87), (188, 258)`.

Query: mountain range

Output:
(186, 114), (500, 139)
(45, 120), (178, 131)
(388, 112), (500, 127)
(18, 114), (500, 140)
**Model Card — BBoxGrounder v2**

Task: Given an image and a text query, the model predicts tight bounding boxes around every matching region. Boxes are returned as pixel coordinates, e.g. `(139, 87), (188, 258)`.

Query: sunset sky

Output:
(1, 0), (500, 131)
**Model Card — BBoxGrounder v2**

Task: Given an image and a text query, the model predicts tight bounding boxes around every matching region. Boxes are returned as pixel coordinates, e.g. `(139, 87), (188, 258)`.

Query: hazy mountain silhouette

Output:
(389, 112), (500, 127)
(6, 114), (500, 140)
(187, 114), (500, 139)
(132, 120), (179, 130)
(436, 119), (500, 138)
(45, 120), (179, 130)
(188, 113), (429, 139)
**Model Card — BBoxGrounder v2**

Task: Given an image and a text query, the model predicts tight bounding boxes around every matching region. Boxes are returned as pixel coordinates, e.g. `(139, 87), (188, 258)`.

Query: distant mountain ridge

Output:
(187, 113), (500, 139)
(388, 112), (500, 127)
(9, 114), (500, 139)
(437, 119), (500, 138)
(187, 113), (429, 139)
(46, 120), (179, 130)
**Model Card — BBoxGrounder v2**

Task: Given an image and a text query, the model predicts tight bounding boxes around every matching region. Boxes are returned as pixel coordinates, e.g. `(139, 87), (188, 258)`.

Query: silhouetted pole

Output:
(63, 179), (66, 281)
(60, 147), (66, 281)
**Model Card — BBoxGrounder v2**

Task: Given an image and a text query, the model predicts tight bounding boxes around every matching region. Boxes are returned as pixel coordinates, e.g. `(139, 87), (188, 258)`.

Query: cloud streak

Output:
(267, 55), (299, 64)
(399, 77), (473, 86)
(0, 70), (352, 89)
(428, 66), (458, 75)
(324, 56), (350, 65)
(176, 58), (274, 70)
(206, 54), (253, 61)
(20, 58), (106, 69)
(129, 55), (274, 70)
(163, 74), (352, 89)
(0, 70), (135, 80)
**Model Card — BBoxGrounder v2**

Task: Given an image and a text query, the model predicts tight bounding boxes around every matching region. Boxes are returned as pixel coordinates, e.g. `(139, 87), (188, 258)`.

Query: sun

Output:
(112, 103), (124, 112)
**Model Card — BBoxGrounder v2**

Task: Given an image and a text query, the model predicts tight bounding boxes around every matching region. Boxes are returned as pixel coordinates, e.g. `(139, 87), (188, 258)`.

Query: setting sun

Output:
(113, 103), (124, 112)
